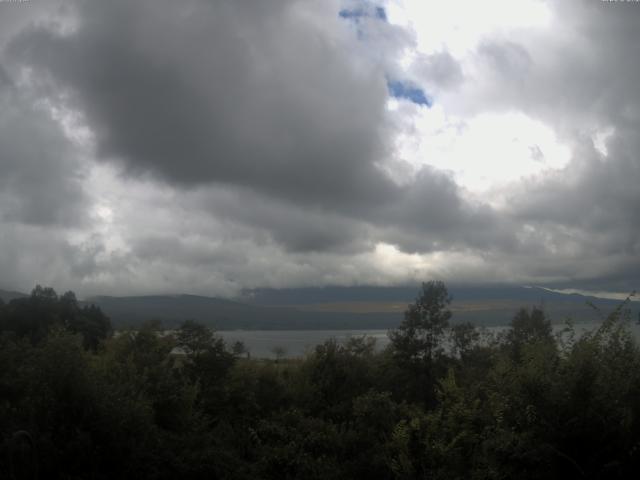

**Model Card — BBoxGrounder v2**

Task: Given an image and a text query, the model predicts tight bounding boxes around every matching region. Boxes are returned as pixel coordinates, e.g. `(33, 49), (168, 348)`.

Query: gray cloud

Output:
(388, 0), (640, 291)
(477, 40), (532, 82)
(7, 0), (396, 211)
(457, 2), (640, 130)
(0, 70), (88, 227)
(4, 0), (505, 254)
(374, 166), (516, 254)
(0, 0), (638, 296)
(190, 187), (375, 254)
(504, 132), (640, 290)
(496, 3), (640, 290)
(0, 1), (64, 47)
(413, 51), (464, 90)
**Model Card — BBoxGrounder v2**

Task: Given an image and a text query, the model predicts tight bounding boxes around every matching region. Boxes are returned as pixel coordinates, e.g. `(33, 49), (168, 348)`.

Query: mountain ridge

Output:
(0, 289), (28, 302)
(89, 285), (638, 329)
(3, 286), (636, 329)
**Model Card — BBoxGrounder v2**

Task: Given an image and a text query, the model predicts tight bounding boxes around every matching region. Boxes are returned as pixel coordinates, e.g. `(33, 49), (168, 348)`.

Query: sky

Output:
(0, 0), (638, 298)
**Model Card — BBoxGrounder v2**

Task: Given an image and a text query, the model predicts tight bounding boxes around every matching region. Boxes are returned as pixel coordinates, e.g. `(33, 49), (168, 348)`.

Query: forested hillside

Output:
(1, 282), (639, 479)
(83, 286), (639, 330)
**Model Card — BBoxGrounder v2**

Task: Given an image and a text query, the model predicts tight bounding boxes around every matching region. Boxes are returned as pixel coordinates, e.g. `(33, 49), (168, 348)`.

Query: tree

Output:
(450, 321), (480, 360)
(61, 291), (112, 350)
(0, 286), (111, 349)
(176, 319), (217, 359)
(305, 338), (376, 419)
(506, 306), (553, 360)
(175, 320), (235, 415)
(272, 345), (287, 363)
(232, 340), (248, 358)
(389, 281), (452, 364)
(387, 281), (452, 406)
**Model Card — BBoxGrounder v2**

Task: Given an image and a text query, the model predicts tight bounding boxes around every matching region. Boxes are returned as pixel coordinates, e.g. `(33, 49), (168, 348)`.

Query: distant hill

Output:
(86, 294), (400, 330)
(84, 285), (639, 330)
(0, 289), (27, 303)
(242, 284), (629, 305)
(241, 285), (638, 327)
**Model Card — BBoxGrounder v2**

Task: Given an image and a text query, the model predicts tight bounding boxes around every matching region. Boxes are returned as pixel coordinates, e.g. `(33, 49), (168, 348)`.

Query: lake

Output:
(218, 329), (390, 358)
(218, 320), (640, 358)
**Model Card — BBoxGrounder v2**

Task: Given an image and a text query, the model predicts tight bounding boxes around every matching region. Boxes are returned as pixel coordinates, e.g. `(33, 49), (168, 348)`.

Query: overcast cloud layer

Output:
(0, 0), (638, 297)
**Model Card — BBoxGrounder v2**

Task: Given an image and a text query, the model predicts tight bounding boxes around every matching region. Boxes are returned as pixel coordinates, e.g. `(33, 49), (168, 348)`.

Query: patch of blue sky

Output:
(339, 8), (366, 20)
(388, 81), (432, 107)
(339, 3), (387, 23)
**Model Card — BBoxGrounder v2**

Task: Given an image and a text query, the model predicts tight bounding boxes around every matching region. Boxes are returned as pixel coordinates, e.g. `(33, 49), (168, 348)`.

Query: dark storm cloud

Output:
(7, 0), (396, 211)
(185, 169), (511, 256)
(0, 72), (88, 227)
(5, 0), (505, 256)
(377, 167), (518, 254)
(0, 66), (10, 87)
(2, 0), (638, 296)
(0, 2), (96, 293)
(191, 187), (375, 253)
(510, 137), (640, 234)
(0, 0), (62, 46)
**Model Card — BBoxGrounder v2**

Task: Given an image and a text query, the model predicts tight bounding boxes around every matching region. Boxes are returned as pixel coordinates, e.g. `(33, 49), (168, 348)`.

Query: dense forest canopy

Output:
(1, 282), (639, 479)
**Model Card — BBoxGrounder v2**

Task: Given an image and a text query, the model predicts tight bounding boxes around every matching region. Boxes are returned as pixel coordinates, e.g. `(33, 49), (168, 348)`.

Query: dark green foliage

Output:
(0, 286), (112, 349)
(1, 283), (640, 479)
(388, 280), (452, 406)
(175, 319), (238, 418)
(449, 321), (480, 359)
(389, 280), (452, 364)
(506, 306), (554, 359)
(303, 337), (377, 419)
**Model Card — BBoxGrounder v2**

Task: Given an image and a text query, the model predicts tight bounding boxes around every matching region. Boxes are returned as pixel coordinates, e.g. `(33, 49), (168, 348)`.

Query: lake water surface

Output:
(218, 321), (640, 358)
